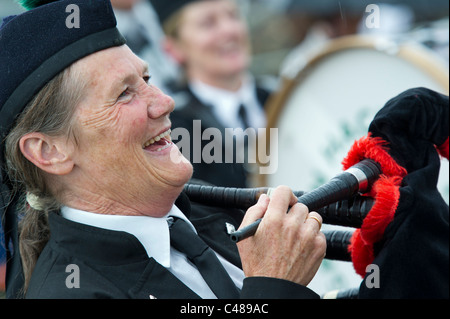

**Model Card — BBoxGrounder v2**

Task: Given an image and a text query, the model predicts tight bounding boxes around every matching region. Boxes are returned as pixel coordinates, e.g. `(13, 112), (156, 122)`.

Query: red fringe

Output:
(343, 134), (406, 277)
(342, 133), (407, 179)
(348, 229), (373, 277)
(437, 137), (449, 160)
(349, 176), (401, 277)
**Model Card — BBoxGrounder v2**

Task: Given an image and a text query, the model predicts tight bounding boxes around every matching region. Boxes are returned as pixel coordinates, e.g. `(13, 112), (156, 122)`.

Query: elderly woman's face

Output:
(176, 0), (250, 80)
(69, 45), (192, 216)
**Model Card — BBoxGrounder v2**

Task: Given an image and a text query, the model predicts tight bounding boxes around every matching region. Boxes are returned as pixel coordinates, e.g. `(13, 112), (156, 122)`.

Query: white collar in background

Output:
(60, 205), (194, 268)
(189, 75), (265, 129)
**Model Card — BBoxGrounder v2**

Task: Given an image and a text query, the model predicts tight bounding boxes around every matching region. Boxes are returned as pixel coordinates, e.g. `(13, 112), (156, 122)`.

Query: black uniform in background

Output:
(170, 86), (271, 188)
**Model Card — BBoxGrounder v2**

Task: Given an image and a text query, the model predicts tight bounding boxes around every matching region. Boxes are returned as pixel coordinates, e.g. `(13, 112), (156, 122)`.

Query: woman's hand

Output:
(237, 186), (326, 286)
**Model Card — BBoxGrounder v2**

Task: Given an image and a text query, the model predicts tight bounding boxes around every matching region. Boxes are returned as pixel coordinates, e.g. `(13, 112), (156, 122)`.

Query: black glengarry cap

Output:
(0, 0), (126, 139)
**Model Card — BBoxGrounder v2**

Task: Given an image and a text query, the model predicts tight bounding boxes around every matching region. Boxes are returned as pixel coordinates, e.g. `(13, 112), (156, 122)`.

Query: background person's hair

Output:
(5, 63), (86, 292)
(162, 9), (185, 39)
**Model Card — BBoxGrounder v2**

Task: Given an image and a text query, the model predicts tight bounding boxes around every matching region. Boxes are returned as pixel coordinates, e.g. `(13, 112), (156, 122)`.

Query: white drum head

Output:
(263, 35), (448, 200)
(260, 35), (449, 295)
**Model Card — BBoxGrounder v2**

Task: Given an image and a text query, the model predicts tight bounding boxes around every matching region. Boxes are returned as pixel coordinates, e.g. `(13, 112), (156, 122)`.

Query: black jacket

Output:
(170, 86), (271, 188)
(25, 193), (319, 299)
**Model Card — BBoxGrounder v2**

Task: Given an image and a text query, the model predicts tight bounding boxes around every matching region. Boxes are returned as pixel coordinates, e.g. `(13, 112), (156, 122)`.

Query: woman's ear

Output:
(19, 132), (75, 176)
(163, 37), (187, 65)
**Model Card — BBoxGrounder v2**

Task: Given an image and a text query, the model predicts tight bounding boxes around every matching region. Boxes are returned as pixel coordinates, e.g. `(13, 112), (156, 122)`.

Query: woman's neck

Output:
(59, 177), (183, 218)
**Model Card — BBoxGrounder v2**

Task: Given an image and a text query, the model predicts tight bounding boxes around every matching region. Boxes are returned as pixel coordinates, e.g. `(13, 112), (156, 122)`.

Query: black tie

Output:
(168, 217), (240, 299)
(238, 103), (251, 129)
(237, 104), (252, 167)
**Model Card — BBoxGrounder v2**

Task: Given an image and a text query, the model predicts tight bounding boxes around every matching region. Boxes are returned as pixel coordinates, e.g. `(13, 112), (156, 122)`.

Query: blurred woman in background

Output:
(153, 0), (270, 188)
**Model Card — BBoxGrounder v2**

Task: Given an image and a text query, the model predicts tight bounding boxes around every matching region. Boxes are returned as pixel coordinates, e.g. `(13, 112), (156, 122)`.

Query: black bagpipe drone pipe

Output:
(184, 158), (381, 262)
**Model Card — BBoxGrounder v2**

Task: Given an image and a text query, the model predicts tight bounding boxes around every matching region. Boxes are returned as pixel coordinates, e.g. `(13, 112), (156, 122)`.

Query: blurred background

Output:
(1, 0), (449, 298)
(2, 0), (448, 91)
(244, 0), (449, 76)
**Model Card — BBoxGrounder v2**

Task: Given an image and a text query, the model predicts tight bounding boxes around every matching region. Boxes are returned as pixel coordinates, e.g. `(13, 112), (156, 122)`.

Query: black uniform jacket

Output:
(170, 86), (271, 188)
(26, 193), (319, 299)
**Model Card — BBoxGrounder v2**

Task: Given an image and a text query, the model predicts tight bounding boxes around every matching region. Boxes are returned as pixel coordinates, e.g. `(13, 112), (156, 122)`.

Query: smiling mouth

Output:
(143, 129), (172, 152)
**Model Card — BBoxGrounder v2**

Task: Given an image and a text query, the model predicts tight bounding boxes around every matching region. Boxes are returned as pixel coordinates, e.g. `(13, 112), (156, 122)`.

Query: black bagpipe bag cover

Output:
(344, 87), (449, 299)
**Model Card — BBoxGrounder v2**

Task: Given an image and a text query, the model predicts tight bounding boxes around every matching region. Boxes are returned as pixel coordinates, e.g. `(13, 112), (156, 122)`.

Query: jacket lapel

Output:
(184, 89), (228, 134)
(128, 258), (201, 299)
(176, 192), (243, 269)
(191, 210), (243, 269)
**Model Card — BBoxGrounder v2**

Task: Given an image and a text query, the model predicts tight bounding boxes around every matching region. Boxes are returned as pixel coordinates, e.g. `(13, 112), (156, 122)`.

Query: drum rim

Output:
(257, 34), (449, 187)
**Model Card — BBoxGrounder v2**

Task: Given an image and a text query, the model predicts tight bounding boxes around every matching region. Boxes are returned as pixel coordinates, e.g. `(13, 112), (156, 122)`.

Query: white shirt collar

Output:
(60, 205), (195, 268)
(189, 75), (265, 129)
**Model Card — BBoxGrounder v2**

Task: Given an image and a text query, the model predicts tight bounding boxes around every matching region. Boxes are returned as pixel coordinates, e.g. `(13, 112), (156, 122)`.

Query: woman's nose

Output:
(147, 86), (175, 119)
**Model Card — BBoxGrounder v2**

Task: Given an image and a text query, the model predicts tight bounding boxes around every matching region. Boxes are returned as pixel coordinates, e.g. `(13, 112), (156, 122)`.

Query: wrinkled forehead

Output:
(73, 45), (149, 87)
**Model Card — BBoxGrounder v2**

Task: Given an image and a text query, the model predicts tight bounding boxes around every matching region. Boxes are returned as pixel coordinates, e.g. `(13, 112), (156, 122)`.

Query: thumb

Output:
(239, 194), (270, 230)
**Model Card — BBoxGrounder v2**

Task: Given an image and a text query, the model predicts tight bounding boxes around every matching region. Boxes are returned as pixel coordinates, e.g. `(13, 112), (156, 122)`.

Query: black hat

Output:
(150, 0), (203, 24)
(0, 0), (126, 139)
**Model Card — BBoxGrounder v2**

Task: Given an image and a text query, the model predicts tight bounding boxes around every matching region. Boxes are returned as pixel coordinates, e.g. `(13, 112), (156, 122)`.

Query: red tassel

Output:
(348, 176), (401, 277)
(344, 134), (405, 277)
(349, 229), (374, 277)
(437, 137), (449, 160)
(360, 176), (402, 245)
(342, 133), (407, 178)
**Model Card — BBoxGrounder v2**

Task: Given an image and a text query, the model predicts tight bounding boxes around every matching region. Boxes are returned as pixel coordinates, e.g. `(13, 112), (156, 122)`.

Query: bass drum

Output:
(261, 35), (449, 295)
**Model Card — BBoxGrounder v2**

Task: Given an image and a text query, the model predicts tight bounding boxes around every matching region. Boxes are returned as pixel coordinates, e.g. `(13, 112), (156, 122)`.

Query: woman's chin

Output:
(162, 145), (194, 185)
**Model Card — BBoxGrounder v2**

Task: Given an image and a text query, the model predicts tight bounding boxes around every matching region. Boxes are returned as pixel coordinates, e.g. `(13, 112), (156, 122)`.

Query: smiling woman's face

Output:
(67, 45), (193, 217)
(174, 0), (251, 83)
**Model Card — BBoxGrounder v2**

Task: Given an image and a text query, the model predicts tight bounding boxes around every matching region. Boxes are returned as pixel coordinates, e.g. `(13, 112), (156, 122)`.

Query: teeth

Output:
(156, 143), (172, 152)
(145, 139), (155, 147)
(143, 129), (171, 149)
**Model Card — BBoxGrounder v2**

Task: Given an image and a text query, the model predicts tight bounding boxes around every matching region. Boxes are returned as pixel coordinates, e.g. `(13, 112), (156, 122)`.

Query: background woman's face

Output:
(176, 0), (251, 80)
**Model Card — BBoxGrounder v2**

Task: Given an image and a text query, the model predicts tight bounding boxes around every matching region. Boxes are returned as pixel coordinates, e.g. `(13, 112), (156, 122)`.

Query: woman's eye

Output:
(144, 75), (152, 84)
(118, 89), (129, 99)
